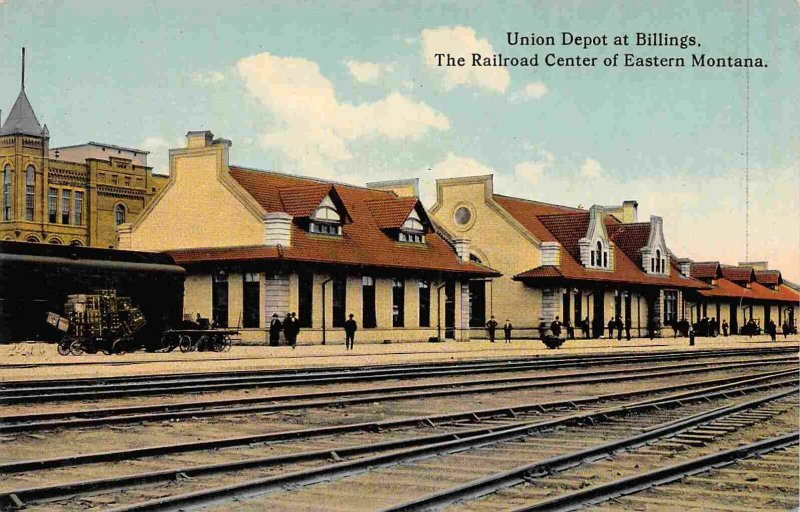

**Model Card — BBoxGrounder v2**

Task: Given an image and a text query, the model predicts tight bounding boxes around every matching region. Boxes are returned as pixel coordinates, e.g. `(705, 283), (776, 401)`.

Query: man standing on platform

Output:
(485, 316), (498, 343)
(269, 314), (282, 347)
(503, 319), (513, 343)
(344, 313), (358, 350)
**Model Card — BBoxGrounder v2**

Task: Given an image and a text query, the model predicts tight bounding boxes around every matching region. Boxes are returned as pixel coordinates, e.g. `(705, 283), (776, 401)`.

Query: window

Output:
(124, 176), (131, 187)
(310, 222), (341, 235)
(25, 235), (40, 243)
(48, 188), (58, 223)
(469, 280), (486, 328)
(61, 190), (71, 225)
(212, 270), (229, 328)
(298, 271), (313, 328)
(25, 166), (34, 221)
(418, 280), (431, 327)
(656, 250), (661, 273)
(399, 232), (425, 243)
(392, 278), (405, 327)
(111, 175), (118, 185)
(664, 290), (677, 325)
(2, 165), (11, 221)
(362, 276), (376, 328)
(115, 204), (126, 225)
(454, 206), (472, 226)
(73, 191), (84, 225)
(48, 237), (62, 245)
(69, 239), (83, 246)
(332, 276), (346, 327)
(243, 273), (260, 328)
(591, 240), (608, 269)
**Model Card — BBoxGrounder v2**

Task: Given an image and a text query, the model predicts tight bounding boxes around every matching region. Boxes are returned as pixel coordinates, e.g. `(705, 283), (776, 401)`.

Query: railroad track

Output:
(3, 346), (796, 403)
(0, 370), (795, 511)
(1, 357), (795, 434)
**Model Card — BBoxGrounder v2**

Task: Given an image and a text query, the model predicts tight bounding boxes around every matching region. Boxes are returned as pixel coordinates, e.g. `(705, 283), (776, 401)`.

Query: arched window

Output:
(115, 203), (127, 225)
(2, 165), (11, 221)
(69, 239), (83, 246)
(25, 166), (35, 221)
(48, 237), (63, 245)
(655, 249), (662, 273)
(399, 209), (426, 243)
(25, 235), (41, 243)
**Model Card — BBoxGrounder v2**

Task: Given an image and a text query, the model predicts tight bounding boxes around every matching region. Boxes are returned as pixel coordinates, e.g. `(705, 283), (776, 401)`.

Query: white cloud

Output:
(140, 136), (183, 176)
(580, 158), (604, 178)
(420, 26), (510, 93)
(523, 81), (548, 99)
(513, 151), (555, 186)
(191, 71), (225, 84)
(237, 52), (449, 178)
(345, 60), (394, 84)
(402, 80), (415, 89)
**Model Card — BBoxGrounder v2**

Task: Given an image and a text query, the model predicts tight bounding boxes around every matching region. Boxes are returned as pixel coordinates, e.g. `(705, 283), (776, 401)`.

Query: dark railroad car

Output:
(0, 241), (184, 343)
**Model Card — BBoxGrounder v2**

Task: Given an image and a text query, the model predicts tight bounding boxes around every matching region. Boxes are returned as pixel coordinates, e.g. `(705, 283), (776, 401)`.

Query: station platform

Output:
(1, 335), (797, 382)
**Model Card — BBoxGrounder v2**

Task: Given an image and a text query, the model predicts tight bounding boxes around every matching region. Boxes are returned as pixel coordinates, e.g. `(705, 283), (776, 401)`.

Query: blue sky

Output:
(1, 0), (798, 279)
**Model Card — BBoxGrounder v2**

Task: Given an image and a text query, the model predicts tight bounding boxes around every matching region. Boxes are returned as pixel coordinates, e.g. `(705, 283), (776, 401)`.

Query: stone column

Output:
(459, 280), (471, 341)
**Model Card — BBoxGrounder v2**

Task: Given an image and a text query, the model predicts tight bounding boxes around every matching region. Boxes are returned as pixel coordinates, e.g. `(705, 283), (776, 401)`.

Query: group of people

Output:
(269, 312), (301, 348)
(484, 316), (513, 343)
(269, 312), (359, 350)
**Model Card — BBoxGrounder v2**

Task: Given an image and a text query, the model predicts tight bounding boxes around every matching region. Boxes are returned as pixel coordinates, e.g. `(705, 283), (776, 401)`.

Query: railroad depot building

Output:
(121, 131), (498, 344)
(0, 61), (167, 247)
(686, 261), (799, 334)
(426, 175), (711, 338)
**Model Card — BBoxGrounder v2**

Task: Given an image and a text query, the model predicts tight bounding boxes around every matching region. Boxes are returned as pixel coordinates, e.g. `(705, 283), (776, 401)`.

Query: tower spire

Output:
(21, 47), (25, 91)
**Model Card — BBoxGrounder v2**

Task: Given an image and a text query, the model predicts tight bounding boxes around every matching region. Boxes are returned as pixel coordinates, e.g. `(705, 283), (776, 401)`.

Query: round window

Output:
(454, 206), (472, 226)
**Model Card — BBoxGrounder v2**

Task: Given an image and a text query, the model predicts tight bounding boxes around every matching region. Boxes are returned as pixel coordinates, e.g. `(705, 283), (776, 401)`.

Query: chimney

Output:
(541, 241), (561, 266)
(453, 238), (470, 262)
(264, 213), (292, 247)
(622, 200), (638, 223)
(186, 130), (214, 148)
(677, 258), (693, 278)
(116, 223), (133, 250)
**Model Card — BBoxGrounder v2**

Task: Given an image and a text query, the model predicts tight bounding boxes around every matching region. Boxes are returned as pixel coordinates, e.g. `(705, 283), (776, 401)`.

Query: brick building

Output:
(0, 51), (167, 247)
(121, 131), (497, 344)
(426, 174), (710, 338)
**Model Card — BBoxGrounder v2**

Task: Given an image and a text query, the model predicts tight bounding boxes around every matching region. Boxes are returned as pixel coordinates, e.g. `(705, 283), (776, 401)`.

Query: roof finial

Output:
(21, 47), (25, 91)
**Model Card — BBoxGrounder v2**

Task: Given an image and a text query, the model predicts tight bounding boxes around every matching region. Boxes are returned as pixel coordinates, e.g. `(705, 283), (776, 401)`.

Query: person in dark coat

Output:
(607, 318), (615, 339)
(290, 312), (301, 348)
(503, 319), (513, 343)
(283, 312), (297, 349)
(722, 320), (729, 337)
(485, 316), (498, 343)
(344, 313), (357, 350)
(582, 316), (590, 339)
(615, 316), (623, 340)
(550, 316), (562, 338)
(766, 319), (777, 341)
(269, 314), (282, 347)
(783, 320), (791, 338)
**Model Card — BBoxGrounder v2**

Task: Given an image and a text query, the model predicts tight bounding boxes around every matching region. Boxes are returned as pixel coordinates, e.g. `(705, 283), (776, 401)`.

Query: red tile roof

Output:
(168, 167), (498, 277)
(754, 270), (781, 286)
(509, 210), (707, 290)
(367, 197), (422, 230)
(492, 195), (582, 242)
(690, 262), (721, 280)
(696, 278), (800, 304)
(720, 266), (756, 282)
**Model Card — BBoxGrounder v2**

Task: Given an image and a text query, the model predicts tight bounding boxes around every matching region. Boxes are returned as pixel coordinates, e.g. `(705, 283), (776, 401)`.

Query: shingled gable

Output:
(691, 261), (722, 280)
(721, 265), (756, 283)
(368, 197), (432, 232)
(755, 270), (782, 286)
(170, 166), (499, 277)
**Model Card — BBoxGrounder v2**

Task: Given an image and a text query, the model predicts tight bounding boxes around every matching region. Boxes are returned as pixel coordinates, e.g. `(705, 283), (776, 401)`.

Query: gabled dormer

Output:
(721, 266), (756, 289)
(368, 197), (432, 245)
(578, 205), (612, 270)
(640, 216), (669, 276)
(279, 184), (351, 237)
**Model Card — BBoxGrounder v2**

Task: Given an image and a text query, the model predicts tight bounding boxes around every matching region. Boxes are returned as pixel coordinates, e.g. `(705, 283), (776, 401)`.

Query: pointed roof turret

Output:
(0, 48), (43, 137)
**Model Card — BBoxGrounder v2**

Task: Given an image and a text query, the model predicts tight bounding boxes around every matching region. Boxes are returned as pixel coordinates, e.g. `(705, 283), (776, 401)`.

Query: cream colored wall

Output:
(431, 180), (540, 329)
(183, 274), (212, 320)
(129, 147), (263, 251)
